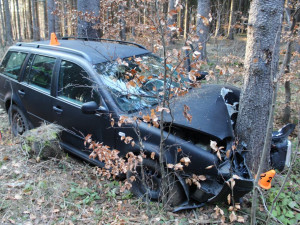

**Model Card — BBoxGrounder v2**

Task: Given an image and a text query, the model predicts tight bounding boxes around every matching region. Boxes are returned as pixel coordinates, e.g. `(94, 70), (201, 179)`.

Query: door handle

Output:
(53, 106), (63, 114)
(18, 90), (25, 96)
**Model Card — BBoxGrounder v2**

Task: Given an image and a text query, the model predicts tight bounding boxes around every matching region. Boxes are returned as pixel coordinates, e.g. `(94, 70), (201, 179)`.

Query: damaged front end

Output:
(173, 140), (253, 212)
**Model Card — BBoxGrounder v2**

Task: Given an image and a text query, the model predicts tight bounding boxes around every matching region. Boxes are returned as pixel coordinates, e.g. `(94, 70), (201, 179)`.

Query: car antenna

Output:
(50, 33), (60, 46)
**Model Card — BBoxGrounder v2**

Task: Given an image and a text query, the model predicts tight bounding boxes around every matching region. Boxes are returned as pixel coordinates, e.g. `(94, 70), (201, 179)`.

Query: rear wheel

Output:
(127, 158), (185, 207)
(8, 105), (30, 136)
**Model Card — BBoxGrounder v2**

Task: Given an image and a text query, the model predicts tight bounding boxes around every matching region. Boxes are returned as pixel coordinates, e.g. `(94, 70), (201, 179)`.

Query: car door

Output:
(17, 54), (57, 126)
(0, 51), (28, 107)
(52, 59), (114, 155)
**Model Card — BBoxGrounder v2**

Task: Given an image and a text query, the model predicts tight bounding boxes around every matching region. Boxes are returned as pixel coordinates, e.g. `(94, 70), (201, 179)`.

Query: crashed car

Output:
(0, 37), (294, 210)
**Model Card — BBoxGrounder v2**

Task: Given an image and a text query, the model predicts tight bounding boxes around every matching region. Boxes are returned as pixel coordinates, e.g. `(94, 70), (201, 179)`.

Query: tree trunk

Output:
(196, 0), (210, 61)
(35, 0), (41, 40)
(3, 0), (13, 44)
(167, 0), (176, 44)
(43, 0), (48, 38)
(47, 0), (55, 36)
(183, 0), (189, 39)
(16, 0), (22, 41)
(31, 0), (39, 41)
(119, 3), (126, 40)
(77, 0), (100, 38)
(227, 0), (236, 40)
(27, 0), (33, 39)
(0, 0), (6, 45)
(235, 0), (284, 173)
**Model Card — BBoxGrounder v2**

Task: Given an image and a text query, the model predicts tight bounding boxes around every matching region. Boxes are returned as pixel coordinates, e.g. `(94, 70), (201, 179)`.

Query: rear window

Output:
(0, 51), (27, 79)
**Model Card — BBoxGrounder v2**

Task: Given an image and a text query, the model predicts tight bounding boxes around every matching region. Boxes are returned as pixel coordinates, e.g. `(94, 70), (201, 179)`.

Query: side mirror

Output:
(81, 101), (107, 114)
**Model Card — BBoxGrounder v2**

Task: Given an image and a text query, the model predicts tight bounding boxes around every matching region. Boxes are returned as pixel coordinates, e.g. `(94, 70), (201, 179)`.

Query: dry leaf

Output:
(210, 141), (218, 152)
(229, 211), (237, 222)
(151, 152), (155, 160)
(167, 164), (174, 169)
(205, 165), (214, 169)
(237, 216), (245, 223)
(227, 194), (231, 205)
(14, 194), (22, 200)
(180, 157), (191, 166)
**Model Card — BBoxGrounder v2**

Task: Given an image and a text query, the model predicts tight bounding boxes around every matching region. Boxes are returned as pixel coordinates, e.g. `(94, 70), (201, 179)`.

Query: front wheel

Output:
(8, 105), (30, 136)
(127, 158), (185, 207)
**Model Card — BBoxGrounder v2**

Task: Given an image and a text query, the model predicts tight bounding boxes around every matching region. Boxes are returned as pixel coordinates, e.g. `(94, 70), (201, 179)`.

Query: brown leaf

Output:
(229, 211), (237, 222)
(151, 152), (155, 160)
(253, 58), (259, 63)
(227, 194), (231, 205)
(205, 165), (214, 169)
(198, 175), (206, 181)
(237, 216), (245, 223)
(180, 157), (191, 166)
(167, 163), (174, 169)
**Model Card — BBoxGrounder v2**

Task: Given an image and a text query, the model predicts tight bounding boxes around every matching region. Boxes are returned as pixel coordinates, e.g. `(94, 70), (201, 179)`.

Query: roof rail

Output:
(15, 42), (92, 62)
(61, 36), (147, 50)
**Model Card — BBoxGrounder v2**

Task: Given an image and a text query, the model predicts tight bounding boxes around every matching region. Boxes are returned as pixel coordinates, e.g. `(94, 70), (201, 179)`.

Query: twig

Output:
(266, 108), (300, 224)
(257, 187), (284, 225)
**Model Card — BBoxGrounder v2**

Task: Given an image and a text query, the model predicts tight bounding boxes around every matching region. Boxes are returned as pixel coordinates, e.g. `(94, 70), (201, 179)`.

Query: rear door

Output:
(18, 54), (57, 126)
(0, 51), (28, 108)
(52, 59), (113, 153)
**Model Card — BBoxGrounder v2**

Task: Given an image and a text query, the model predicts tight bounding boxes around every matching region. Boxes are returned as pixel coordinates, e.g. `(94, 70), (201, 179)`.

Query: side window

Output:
(58, 60), (100, 105)
(27, 55), (56, 92)
(0, 51), (27, 79)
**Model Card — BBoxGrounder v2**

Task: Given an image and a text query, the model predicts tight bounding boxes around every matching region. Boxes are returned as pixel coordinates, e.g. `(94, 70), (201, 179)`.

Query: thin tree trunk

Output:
(35, 0), (41, 40)
(183, 0), (189, 39)
(3, 0), (13, 44)
(167, 0), (176, 44)
(43, 0), (48, 38)
(15, 0), (22, 41)
(0, 0), (6, 45)
(47, 0), (55, 36)
(119, 3), (126, 40)
(27, 0), (33, 39)
(31, 0), (38, 40)
(227, 0), (236, 39)
(196, 0), (210, 61)
(235, 0), (284, 173)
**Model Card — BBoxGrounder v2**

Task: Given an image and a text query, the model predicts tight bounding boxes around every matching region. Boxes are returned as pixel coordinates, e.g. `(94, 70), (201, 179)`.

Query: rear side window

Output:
(58, 60), (100, 105)
(26, 55), (56, 92)
(0, 51), (27, 79)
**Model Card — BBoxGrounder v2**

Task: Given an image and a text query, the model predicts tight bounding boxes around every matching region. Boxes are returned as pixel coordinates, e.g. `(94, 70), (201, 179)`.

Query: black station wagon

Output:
(0, 37), (294, 210)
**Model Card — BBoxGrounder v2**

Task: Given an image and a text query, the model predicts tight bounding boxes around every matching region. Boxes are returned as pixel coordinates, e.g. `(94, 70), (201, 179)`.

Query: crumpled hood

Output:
(163, 84), (239, 140)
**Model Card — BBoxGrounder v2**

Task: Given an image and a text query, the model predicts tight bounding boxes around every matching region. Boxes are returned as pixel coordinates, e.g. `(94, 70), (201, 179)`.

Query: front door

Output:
(52, 59), (113, 155)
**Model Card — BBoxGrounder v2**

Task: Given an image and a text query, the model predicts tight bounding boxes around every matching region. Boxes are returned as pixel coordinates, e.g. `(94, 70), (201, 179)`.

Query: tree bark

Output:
(227, 0), (236, 40)
(167, 0), (176, 44)
(31, 0), (39, 41)
(196, 0), (210, 61)
(0, 0), (6, 45)
(235, 0), (284, 173)
(3, 0), (13, 44)
(47, 0), (55, 36)
(16, 0), (22, 41)
(77, 0), (100, 38)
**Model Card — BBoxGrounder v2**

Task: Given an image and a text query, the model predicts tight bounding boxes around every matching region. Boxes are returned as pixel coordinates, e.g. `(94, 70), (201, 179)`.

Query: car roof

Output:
(15, 39), (151, 64)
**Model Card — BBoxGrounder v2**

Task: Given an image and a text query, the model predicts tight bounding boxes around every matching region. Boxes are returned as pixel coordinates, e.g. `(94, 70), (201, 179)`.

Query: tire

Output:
(8, 105), (30, 136)
(127, 158), (185, 207)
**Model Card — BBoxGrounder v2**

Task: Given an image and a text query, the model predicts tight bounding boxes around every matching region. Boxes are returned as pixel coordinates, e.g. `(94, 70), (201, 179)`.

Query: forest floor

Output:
(0, 37), (299, 224)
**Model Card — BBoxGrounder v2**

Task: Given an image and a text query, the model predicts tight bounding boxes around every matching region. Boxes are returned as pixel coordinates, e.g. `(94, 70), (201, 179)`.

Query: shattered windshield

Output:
(94, 54), (183, 112)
